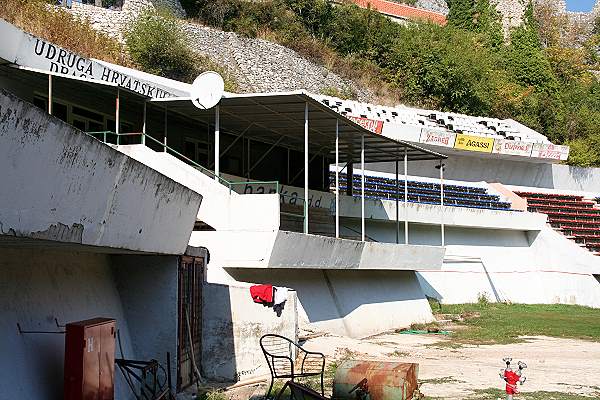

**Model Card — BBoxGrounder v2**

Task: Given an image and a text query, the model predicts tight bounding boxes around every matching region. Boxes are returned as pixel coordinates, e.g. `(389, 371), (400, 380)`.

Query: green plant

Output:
(477, 292), (490, 306)
(0, 0), (126, 64)
(125, 8), (199, 82)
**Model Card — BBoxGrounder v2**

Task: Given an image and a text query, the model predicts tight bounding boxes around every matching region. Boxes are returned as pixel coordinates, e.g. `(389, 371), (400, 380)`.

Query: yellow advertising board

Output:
(453, 134), (494, 153)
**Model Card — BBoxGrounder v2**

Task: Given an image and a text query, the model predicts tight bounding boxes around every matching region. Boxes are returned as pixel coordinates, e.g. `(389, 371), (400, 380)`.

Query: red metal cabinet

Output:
(64, 318), (116, 400)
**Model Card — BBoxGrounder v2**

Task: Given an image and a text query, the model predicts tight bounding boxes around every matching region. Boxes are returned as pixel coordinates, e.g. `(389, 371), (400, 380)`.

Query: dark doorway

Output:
(177, 255), (205, 390)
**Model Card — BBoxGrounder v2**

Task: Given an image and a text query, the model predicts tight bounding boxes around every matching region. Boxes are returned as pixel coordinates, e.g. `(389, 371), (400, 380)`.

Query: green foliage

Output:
(125, 8), (199, 82)
(182, 0), (600, 166)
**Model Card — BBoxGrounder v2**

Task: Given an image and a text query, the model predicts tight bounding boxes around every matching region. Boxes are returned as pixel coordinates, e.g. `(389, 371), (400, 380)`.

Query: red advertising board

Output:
(347, 115), (384, 134)
(531, 143), (570, 161)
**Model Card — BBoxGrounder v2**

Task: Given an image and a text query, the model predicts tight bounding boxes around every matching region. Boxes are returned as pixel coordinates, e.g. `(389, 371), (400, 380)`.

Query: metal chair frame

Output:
(260, 334), (325, 399)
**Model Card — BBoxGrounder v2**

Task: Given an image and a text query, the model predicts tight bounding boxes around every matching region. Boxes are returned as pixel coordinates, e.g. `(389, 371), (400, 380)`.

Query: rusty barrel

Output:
(333, 360), (419, 400)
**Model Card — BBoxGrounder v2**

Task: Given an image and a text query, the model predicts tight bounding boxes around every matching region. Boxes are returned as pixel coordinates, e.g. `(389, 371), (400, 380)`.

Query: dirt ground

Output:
(299, 332), (600, 399)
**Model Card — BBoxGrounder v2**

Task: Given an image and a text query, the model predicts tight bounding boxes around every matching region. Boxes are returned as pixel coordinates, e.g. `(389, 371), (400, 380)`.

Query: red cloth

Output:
(250, 284), (273, 303)
(504, 370), (520, 395)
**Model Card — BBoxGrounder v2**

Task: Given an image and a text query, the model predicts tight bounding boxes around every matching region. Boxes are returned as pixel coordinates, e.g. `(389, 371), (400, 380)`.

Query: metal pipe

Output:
(116, 88), (120, 145)
(361, 133), (365, 242)
(163, 105), (167, 152)
(395, 158), (399, 244)
(247, 138), (251, 179)
(142, 101), (146, 145)
(248, 136), (285, 174)
(335, 119), (339, 239)
(48, 74), (52, 115)
(214, 105), (220, 180)
(304, 102), (309, 234)
(404, 147), (408, 244)
(440, 160), (445, 246)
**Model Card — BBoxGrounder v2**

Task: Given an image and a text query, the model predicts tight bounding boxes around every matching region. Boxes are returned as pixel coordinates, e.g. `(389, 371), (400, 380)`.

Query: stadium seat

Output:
(331, 172), (511, 211)
(516, 191), (600, 255)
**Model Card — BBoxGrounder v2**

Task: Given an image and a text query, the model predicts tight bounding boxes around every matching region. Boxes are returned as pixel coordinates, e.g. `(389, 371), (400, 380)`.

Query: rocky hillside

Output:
(67, 0), (369, 99)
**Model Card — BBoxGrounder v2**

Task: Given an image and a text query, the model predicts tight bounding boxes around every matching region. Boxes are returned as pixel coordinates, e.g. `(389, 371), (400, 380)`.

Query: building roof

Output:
(152, 91), (447, 163)
(349, 0), (447, 25)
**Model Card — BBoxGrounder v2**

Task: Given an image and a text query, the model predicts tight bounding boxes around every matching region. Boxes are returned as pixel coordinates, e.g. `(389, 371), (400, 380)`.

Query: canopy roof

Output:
(152, 92), (447, 163)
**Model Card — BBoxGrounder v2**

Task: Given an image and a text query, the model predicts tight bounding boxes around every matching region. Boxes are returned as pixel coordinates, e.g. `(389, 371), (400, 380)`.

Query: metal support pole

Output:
(163, 105), (168, 152)
(142, 101), (146, 145)
(304, 103), (309, 234)
(48, 74), (52, 115)
(361, 134), (365, 242)
(404, 148), (408, 244)
(115, 88), (120, 145)
(287, 148), (290, 184)
(247, 139), (251, 179)
(335, 119), (339, 239)
(214, 105), (220, 180)
(395, 158), (399, 244)
(440, 160), (445, 246)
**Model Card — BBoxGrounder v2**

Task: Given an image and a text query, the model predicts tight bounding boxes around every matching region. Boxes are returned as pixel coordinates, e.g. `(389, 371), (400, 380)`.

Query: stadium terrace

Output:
(1, 18), (600, 400)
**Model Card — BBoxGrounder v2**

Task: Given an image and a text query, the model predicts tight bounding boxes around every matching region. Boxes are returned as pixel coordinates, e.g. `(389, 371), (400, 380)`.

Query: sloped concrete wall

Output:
(0, 90), (201, 254)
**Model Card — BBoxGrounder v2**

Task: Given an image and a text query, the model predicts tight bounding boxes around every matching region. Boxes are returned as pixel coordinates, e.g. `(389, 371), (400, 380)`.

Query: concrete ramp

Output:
(0, 90), (201, 254)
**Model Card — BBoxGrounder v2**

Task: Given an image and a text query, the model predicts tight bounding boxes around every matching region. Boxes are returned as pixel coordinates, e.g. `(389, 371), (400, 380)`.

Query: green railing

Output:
(88, 131), (281, 195)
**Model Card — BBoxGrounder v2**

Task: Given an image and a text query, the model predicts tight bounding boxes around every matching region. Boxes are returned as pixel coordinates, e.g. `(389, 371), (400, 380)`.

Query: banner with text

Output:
(419, 129), (456, 148)
(492, 139), (533, 157)
(0, 19), (187, 98)
(454, 134), (494, 153)
(531, 143), (570, 161)
(221, 174), (335, 211)
(347, 115), (384, 134)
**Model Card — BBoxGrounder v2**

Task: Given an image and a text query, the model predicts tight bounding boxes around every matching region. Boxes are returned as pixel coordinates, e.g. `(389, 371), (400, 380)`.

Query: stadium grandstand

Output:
(1, 17), (600, 398)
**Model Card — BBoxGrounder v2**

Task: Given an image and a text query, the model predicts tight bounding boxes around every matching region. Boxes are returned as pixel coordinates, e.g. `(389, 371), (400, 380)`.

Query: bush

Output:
(0, 0), (126, 65)
(125, 8), (200, 82)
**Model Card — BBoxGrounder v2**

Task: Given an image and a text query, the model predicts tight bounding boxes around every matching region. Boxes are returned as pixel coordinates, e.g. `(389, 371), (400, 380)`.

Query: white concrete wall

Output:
(111, 255), (179, 384)
(225, 269), (434, 339)
(341, 218), (600, 307)
(191, 230), (444, 271)
(0, 90), (201, 254)
(115, 145), (280, 231)
(339, 196), (546, 231)
(0, 248), (135, 400)
(201, 283), (298, 382)
(369, 155), (600, 192)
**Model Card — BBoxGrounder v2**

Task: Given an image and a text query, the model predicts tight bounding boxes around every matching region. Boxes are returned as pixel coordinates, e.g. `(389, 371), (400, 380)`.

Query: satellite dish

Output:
(189, 71), (224, 110)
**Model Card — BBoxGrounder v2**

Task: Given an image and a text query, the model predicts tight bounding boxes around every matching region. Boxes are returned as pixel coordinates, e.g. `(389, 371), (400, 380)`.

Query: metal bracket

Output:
(17, 322), (65, 335)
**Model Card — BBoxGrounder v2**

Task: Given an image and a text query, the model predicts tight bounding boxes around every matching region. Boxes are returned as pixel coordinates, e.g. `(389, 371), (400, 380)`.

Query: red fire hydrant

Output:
(499, 358), (527, 400)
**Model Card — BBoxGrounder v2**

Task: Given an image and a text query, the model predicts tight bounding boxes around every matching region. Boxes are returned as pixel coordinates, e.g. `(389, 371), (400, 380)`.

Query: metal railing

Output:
(88, 131), (280, 195)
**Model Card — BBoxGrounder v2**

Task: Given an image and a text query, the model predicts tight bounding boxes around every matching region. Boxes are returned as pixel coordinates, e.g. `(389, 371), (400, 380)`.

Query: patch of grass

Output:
(198, 390), (228, 400)
(387, 349), (410, 357)
(466, 388), (598, 399)
(439, 303), (600, 345)
(420, 376), (465, 385)
(0, 0), (127, 65)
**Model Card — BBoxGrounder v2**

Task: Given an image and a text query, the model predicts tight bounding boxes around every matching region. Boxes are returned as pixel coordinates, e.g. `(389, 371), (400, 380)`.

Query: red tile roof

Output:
(349, 0), (447, 26)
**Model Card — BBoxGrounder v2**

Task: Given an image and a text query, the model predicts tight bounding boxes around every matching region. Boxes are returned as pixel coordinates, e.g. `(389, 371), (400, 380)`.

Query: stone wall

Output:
(65, 0), (371, 99)
(181, 23), (370, 98)
(491, 0), (527, 37)
(68, 0), (185, 41)
(491, 0), (600, 41)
